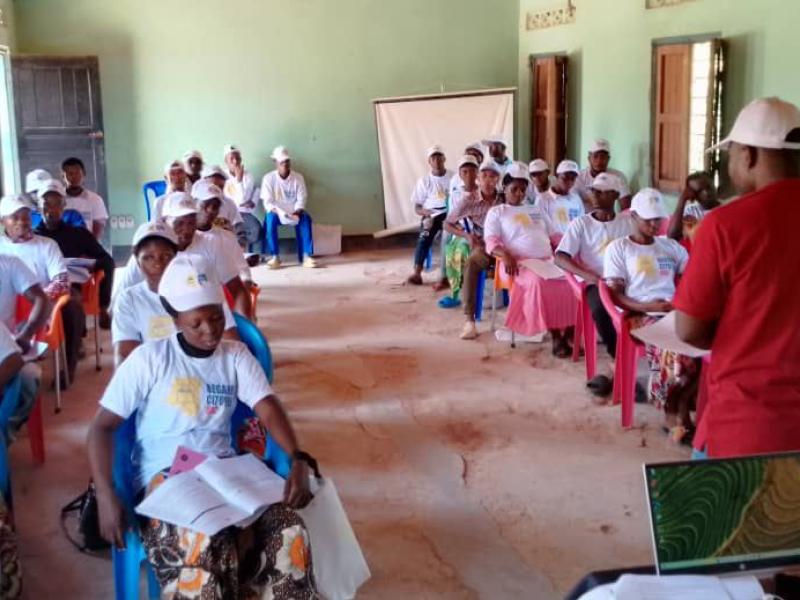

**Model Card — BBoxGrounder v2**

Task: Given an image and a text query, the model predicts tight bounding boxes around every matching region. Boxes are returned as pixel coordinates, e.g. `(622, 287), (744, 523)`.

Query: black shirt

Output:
(34, 221), (112, 262)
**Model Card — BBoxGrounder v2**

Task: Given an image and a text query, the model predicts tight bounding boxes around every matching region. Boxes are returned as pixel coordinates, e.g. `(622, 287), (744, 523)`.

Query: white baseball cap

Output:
(37, 179), (66, 200)
(426, 144), (445, 158)
(192, 180), (224, 204)
(457, 154), (479, 169)
(590, 172), (621, 193)
(589, 138), (611, 154)
(556, 159), (580, 175)
(223, 144), (240, 157)
(25, 169), (53, 194)
(505, 162), (530, 181)
(709, 97), (800, 152)
(132, 221), (179, 250)
(482, 134), (507, 147)
(271, 146), (291, 162)
(182, 150), (203, 162)
(529, 159), (549, 173)
(466, 142), (484, 155)
(158, 255), (225, 312)
(479, 159), (502, 175)
(0, 194), (31, 218)
(161, 191), (198, 218)
(164, 160), (183, 175)
(631, 188), (669, 220)
(200, 164), (228, 180)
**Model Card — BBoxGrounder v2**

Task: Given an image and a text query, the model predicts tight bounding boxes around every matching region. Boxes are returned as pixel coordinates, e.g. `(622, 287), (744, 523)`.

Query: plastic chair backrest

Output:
(0, 376), (22, 501)
(82, 270), (105, 316)
(142, 180), (167, 221)
(597, 280), (624, 333)
(564, 271), (584, 299)
(493, 257), (514, 291)
(44, 295), (71, 349)
(232, 312), (274, 384)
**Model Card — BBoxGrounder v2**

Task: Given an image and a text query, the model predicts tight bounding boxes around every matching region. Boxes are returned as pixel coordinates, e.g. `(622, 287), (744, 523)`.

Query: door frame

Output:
(0, 45), (19, 194)
(528, 51), (569, 165)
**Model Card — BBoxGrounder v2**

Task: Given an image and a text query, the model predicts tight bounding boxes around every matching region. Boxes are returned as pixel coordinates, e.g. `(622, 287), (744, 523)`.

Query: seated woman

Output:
(112, 222), (238, 367)
(484, 168), (577, 357)
(88, 255), (316, 598)
(604, 189), (695, 443)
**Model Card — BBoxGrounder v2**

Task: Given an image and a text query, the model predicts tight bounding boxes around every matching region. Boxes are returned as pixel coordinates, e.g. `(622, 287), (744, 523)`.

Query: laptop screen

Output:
(644, 452), (800, 575)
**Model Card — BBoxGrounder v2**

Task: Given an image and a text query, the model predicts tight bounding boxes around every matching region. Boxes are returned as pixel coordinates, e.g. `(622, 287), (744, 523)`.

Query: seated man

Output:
(115, 192), (252, 318)
(61, 157), (109, 240)
(260, 146), (317, 269)
(448, 142), (485, 196)
(554, 173), (633, 398)
(25, 168), (85, 229)
(537, 159), (585, 244)
(482, 135), (514, 176)
(0, 322), (40, 440)
(527, 159), (551, 205)
(667, 171), (720, 251)
(0, 253), (49, 435)
(182, 149), (204, 187)
(0, 194), (84, 385)
(223, 145), (262, 249)
(195, 167), (241, 232)
(407, 145), (453, 286)
(34, 179), (115, 329)
(151, 160), (189, 221)
(574, 139), (632, 210)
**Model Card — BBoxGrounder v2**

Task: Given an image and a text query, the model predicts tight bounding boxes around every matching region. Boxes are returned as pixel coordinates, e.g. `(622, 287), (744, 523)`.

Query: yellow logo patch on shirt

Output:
(166, 377), (202, 417)
(147, 316), (173, 340)
(513, 213), (533, 227)
(636, 255), (657, 278)
(597, 237), (614, 256)
(556, 207), (569, 224)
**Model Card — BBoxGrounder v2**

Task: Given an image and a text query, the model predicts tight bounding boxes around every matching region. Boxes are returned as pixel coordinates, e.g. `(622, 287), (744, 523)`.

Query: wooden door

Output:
(530, 55), (568, 167)
(653, 44), (690, 192)
(12, 56), (108, 242)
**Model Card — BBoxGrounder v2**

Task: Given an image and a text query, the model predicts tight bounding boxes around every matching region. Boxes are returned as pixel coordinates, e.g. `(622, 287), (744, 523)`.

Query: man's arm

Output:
(555, 251), (600, 284)
(225, 276), (252, 319)
(675, 312), (716, 349)
(92, 219), (106, 240)
(16, 284), (51, 352)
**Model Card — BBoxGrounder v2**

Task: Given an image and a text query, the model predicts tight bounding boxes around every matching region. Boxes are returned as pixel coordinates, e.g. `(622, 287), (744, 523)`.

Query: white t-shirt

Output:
(603, 237), (689, 303)
(0, 321), (20, 365)
(202, 227), (251, 282)
(100, 335), (272, 488)
(261, 170), (308, 224)
(112, 280), (236, 345)
(483, 203), (554, 259)
(218, 196), (243, 226)
(65, 189), (108, 229)
(411, 171), (453, 212)
(0, 234), (66, 286)
(114, 230), (241, 302)
(538, 189), (585, 235)
(575, 167), (630, 203)
(224, 171), (259, 214)
(556, 212), (633, 277)
(0, 254), (38, 330)
(448, 173), (465, 197)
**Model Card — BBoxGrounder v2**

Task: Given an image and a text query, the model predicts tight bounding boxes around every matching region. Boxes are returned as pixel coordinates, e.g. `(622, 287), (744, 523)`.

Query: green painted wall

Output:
(13, 0), (519, 245)
(517, 0), (800, 194)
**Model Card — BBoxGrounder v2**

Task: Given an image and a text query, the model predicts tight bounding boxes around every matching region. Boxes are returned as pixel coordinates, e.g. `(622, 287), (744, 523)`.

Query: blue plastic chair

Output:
(0, 376), (22, 504)
(30, 209), (86, 230)
(111, 318), (285, 599)
(142, 180), (166, 222)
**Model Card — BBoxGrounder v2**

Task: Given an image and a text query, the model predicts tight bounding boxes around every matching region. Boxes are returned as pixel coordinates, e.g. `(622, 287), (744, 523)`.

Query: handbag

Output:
(60, 480), (110, 553)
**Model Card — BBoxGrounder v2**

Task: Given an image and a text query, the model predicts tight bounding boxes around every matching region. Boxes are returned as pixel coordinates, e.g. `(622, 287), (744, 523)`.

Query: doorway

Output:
(11, 55), (108, 245)
(530, 54), (568, 168)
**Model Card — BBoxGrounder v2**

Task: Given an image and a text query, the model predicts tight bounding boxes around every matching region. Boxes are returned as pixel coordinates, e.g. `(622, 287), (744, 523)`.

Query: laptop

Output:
(644, 451), (800, 577)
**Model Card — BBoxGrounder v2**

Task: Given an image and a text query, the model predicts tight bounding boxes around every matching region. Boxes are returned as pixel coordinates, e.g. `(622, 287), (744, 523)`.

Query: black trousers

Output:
(585, 284), (617, 358)
(413, 212), (446, 268)
(96, 254), (115, 309)
(62, 293), (87, 378)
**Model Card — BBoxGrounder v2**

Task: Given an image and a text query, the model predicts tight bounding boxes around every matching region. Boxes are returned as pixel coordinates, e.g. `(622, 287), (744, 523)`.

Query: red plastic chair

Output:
(597, 281), (645, 429)
(81, 270), (105, 372)
(564, 272), (597, 380)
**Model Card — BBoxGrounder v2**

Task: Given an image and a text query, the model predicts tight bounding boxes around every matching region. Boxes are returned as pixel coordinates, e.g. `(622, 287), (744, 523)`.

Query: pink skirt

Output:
(504, 269), (577, 336)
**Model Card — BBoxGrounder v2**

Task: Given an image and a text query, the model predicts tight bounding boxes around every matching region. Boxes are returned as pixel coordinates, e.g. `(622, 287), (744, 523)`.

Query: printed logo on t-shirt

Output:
(636, 255), (657, 278)
(657, 256), (676, 277)
(513, 213), (533, 227)
(556, 207), (569, 224)
(147, 316), (173, 340)
(205, 383), (235, 415)
(568, 208), (581, 220)
(166, 377), (202, 416)
(597, 237), (615, 256)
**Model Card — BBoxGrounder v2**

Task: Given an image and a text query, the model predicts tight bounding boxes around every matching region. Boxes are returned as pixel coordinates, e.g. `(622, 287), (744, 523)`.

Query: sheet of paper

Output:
(135, 471), (250, 536)
(22, 341), (48, 363)
(67, 267), (91, 284)
(65, 257), (96, 269)
(519, 258), (564, 280)
(630, 311), (710, 358)
(196, 454), (285, 514)
(277, 210), (300, 226)
(613, 574), (755, 600)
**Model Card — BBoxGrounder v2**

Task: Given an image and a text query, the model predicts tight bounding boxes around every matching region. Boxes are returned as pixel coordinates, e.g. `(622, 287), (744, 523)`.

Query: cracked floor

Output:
(10, 248), (689, 599)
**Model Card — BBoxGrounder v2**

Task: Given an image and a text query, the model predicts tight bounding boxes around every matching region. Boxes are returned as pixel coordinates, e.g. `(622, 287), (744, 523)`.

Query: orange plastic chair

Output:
(490, 258), (515, 346)
(81, 270), (105, 372)
(597, 281), (645, 429)
(564, 272), (597, 381)
(42, 295), (71, 414)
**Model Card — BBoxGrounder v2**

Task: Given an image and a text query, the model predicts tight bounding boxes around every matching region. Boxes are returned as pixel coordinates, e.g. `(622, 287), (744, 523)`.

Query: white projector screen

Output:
(374, 89), (515, 232)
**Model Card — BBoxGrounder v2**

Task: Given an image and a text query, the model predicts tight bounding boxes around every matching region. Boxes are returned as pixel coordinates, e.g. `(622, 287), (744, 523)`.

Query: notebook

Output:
(644, 452), (800, 576)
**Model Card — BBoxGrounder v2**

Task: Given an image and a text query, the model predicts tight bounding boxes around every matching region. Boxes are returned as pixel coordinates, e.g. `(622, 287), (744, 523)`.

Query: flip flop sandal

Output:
(438, 296), (462, 309)
(586, 375), (613, 397)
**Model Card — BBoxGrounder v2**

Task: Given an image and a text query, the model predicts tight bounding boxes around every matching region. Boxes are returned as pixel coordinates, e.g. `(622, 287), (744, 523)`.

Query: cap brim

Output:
(706, 137), (731, 153)
(168, 290), (226, 312)
(164, 210), (197, 219)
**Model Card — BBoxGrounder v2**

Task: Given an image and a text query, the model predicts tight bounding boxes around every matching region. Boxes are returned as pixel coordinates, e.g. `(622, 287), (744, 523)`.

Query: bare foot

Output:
(432, 278), (450, 292)
(407, 273), (423, 285)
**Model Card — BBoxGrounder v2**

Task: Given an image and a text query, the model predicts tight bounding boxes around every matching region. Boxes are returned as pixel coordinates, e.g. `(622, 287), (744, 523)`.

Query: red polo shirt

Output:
(674, 179), (800, 457)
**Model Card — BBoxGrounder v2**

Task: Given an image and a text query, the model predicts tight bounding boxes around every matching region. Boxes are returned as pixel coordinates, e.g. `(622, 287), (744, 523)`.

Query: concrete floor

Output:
(10, 248), (689, 599)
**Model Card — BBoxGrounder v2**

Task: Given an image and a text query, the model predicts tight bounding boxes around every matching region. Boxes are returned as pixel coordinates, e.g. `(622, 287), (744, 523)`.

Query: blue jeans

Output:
(264, 212), (314, 259)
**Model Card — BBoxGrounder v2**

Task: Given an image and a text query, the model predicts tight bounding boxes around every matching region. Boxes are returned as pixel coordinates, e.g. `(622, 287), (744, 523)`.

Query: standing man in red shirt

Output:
(674, 97), (800, 458)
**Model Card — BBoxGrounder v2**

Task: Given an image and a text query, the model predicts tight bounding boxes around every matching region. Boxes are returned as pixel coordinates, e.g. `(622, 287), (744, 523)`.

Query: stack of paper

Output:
(66, 257), (96, 284)
(630, 311), (710, 358)
(613, 574), (762, 600)
(519, 258), (564, 280)
(136, 453), (285, 536)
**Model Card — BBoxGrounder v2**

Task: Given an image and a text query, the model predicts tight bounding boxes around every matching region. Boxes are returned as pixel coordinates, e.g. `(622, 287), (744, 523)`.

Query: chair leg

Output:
(475, 272), (486, 322)
(27, 397), (45, 464)
(94, 315), (102, 372)
(583, 298), (598, 381)
(490, 287), (498, 331)
(53, 351), (62, 414)
(571, 303), (583, 362)
(61, 341), (71, 388)
(510, 330), (516, 349)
